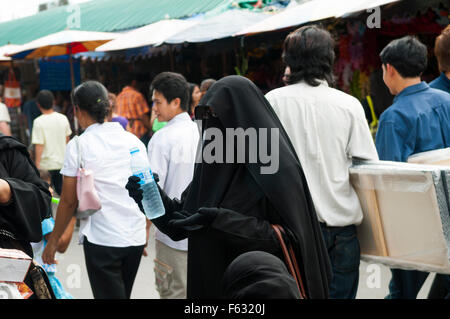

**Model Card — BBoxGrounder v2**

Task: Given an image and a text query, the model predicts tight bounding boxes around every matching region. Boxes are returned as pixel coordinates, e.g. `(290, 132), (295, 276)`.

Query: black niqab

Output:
(222, 251), (300, 299)
(180, 76), (331, 298)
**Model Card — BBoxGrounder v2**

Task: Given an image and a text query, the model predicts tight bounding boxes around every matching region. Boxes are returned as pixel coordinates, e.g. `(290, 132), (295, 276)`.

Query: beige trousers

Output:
(154, 240), (188, 299)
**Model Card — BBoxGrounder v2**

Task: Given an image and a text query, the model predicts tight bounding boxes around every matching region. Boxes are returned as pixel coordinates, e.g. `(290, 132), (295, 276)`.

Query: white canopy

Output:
(166, 9), (270, 44)
(95, 19), (198, 52)
(0, 44), (20, 61)
(235, 0), (400, 36)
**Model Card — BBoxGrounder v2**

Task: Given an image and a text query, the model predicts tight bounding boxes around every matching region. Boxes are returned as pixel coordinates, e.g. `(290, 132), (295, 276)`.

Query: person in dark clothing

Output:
(221, 250), (300, 299)
(126, 75), (331, 299)
(0, 133), (52, 257)
(22, 98), (41, 139)
(0, 133), (52, 298)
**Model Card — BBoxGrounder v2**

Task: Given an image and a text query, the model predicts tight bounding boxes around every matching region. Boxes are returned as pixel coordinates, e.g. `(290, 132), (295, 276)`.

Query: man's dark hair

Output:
(36, 90), (54, 110)
(123, 73), (139, 87)
(282, 25), (335, 87)
(380, 36), (428, 78)
(150, 72), (189, 112)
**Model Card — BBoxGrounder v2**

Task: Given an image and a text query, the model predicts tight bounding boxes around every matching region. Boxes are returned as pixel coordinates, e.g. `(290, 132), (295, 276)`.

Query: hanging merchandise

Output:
(3, 68), (21, 108)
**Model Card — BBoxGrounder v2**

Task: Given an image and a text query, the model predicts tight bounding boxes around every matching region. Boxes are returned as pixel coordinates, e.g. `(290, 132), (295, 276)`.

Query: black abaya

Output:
(151, 76), (331, 298)
(0, 134), (52, 257)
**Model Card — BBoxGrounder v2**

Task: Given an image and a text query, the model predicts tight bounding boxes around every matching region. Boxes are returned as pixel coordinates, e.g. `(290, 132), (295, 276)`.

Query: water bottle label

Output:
(134, 169), (154, 184)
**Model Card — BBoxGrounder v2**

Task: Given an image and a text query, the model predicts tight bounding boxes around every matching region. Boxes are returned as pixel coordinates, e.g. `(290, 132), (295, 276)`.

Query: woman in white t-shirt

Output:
(42, 81), (149, 299)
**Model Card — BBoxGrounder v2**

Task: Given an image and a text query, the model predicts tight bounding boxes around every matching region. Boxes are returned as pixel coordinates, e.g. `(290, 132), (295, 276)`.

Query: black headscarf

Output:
(222, 251), (300, 299)
(182, 75), (331, 299)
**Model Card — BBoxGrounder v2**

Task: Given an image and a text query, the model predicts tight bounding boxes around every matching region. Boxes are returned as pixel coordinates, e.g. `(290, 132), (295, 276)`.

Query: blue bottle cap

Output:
(130, 147), (140, 154)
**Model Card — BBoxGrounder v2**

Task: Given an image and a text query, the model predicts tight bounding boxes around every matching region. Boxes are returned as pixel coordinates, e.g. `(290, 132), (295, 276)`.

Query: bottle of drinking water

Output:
(129, 147), (165, 219)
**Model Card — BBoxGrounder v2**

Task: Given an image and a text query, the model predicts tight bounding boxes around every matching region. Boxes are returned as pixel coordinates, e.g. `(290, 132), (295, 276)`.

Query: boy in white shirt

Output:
(32, 90), (72, 195)
(147, 72), (199, 299)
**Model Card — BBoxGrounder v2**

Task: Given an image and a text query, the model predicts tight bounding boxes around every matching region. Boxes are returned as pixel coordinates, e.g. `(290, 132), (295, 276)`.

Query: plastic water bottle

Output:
(129, 147), (165, 219)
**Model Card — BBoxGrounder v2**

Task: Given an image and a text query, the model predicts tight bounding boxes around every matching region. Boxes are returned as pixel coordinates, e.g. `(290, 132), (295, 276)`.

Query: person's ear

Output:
(386, 63), (397, 78)
(172, 97), (181, 110)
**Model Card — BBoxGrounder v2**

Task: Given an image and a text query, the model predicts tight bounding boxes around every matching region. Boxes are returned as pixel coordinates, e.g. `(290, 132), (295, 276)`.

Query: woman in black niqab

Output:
(222, 251), (300, 299)
(127, 75), (331, 299)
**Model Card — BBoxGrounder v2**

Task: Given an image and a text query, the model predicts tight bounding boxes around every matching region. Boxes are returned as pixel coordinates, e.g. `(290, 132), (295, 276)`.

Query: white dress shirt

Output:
(147, 112), (199, 251)
(60, 122), (147, 247)
(266, 80), (378, 227)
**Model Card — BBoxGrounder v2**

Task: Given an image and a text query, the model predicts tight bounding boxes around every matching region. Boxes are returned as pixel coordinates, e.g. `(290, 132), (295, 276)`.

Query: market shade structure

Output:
(235, 0), (401, 36)
(0, 0), (230, 47)
(95, 19), (198, 52)
(7, 30), (119, 60)
(165, 9), (270, 44)
(0, 44), (21, 61)
(7, 30), (119, 132)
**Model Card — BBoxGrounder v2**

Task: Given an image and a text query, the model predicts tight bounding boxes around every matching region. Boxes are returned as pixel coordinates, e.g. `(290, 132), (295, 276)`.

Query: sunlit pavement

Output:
(54, 225), (434, 299)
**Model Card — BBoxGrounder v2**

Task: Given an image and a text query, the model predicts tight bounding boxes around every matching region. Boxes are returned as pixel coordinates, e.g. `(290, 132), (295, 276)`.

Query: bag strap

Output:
(74, 135), (83, 169)
(272, 224), (307, 299)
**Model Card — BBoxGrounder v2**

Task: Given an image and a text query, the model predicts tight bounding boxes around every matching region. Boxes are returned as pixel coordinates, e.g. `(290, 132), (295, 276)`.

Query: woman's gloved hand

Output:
(125, 173), (160, 214)
(168, 207), (223, 231)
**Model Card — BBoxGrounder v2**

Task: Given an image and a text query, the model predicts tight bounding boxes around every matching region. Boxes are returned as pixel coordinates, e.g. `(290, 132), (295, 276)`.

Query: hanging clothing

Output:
(151, 75), (331, 299)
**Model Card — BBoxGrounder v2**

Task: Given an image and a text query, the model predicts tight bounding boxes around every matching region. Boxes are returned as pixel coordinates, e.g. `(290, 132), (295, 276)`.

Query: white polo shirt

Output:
(147, 112), (199, 251)
(60, 122), (147, 247)
(266, 80), (379, 227)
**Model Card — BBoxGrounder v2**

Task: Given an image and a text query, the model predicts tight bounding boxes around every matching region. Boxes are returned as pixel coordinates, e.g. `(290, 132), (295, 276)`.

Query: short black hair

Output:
(380, 36), (427, 78)
(71, 80), (110, 124)
(36, 90), (54, 110)
(150, 72), (189, 112)
(282, 25), (335, 87)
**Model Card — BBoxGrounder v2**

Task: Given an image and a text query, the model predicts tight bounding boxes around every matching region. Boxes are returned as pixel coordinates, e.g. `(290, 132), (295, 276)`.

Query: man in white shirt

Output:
(265, 25), (378, 299)
(0, 100), (11, 136)
(32, 90), (72, 195)
(147, 72), (199, 299)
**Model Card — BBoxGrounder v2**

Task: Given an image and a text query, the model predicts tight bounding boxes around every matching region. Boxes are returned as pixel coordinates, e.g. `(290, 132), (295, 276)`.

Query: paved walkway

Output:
(54, 225), (434, 299)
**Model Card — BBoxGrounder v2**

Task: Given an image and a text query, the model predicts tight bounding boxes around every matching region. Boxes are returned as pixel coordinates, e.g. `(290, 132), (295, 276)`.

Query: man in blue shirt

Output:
(376, 36), (450, 299)
(427, 25), (450, 300)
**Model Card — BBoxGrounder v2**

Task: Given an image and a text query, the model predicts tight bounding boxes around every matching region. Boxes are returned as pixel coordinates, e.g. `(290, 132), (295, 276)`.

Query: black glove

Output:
(168, 207), (220, 231)
(126, 175), (144, 213)
(125, 173), (161, 213)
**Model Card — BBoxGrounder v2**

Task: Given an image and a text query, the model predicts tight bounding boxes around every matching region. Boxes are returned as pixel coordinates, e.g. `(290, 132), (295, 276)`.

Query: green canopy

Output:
(0, 0), (231, 46)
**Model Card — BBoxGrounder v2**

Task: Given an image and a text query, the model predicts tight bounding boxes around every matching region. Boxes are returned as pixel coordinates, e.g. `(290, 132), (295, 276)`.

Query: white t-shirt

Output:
(31, 112), (72, 170)
(266, 80), (379, 227)
(147, 112), (199, 251)
(0, 102), (11, 123)
(60, 122), (147, 247)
